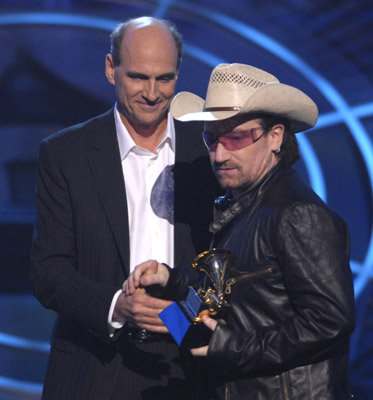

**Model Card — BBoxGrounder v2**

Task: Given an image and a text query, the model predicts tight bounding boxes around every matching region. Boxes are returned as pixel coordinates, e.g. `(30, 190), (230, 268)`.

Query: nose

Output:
(143, 80), (159, 103)
(213, 142), (230, 163)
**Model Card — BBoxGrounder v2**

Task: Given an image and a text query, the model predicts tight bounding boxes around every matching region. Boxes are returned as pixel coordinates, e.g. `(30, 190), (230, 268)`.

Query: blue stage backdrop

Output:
(0, 1), (372, 399)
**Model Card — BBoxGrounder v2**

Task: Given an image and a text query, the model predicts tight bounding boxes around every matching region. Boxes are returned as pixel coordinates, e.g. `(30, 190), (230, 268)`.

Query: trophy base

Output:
(178, 286), (206, 323)
(159, 301), (212, 348)
(159, 286), (213, 347)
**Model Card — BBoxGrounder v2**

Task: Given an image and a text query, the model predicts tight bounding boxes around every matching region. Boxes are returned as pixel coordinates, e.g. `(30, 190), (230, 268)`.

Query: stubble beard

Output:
(214, 168), (253, 194)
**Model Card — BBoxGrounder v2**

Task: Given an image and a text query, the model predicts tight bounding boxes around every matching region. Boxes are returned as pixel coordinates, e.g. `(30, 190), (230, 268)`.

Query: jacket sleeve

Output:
(162, 264), (197, 300)
(30, 138), (118, 342)
(207, 201), (355, 375)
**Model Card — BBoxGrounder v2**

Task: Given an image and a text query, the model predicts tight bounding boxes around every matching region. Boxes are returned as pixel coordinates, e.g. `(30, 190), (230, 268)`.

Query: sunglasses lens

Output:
(223, 132), (254, 150)
(203, 128), (264, 151)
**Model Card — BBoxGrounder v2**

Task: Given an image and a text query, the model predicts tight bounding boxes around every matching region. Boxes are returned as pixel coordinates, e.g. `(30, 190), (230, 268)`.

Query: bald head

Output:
(110, 16), (183, 69)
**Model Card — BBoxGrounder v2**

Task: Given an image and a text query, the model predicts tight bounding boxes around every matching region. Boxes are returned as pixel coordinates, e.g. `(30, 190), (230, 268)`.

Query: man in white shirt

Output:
(31, 16), (220, 400)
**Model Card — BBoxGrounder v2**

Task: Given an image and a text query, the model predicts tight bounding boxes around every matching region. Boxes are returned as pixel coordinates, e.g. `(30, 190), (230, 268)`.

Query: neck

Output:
(120, 115), (168, 153)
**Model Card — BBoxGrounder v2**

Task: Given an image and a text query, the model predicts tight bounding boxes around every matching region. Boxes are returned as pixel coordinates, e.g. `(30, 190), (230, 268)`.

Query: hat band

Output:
(204, 106), (242, 112)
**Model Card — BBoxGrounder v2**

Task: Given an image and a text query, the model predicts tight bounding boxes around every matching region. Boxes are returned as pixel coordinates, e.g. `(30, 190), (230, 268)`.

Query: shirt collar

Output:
(114, 104), (175, 160)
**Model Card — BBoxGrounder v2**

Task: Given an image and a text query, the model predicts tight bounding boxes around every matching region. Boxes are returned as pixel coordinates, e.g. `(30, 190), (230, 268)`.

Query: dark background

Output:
(0, 1), (372, 399)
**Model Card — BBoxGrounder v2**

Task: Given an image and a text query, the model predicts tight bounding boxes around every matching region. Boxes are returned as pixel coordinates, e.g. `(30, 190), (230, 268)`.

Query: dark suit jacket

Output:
(30, 109), (220, 400)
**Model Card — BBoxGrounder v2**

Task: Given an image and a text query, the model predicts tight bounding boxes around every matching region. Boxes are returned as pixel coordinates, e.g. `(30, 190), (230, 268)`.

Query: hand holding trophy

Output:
(159, 248), (238, 347)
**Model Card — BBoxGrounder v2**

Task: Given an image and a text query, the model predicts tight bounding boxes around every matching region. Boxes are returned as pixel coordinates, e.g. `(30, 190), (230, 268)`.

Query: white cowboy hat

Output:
(170, 63), (318, 133)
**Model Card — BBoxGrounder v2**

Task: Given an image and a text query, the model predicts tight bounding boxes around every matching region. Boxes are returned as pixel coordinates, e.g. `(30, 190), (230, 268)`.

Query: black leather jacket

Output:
(167, 164), (355, 400)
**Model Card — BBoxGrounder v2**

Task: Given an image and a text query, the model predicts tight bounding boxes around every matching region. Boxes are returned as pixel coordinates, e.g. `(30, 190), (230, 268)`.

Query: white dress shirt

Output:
(108, 105), (175, 331)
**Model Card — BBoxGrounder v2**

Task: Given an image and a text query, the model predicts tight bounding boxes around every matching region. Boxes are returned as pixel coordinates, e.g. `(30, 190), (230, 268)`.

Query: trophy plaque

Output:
(159, 248), (238, 347)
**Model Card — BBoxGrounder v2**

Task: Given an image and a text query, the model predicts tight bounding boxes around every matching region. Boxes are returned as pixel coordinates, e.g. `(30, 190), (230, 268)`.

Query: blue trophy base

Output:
(159, 302), (191, 346)
(159, 287), (211, 347)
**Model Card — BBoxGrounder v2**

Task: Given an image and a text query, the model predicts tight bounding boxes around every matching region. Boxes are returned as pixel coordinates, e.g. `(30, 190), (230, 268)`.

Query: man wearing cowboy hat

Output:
(124, 63), (355, 399)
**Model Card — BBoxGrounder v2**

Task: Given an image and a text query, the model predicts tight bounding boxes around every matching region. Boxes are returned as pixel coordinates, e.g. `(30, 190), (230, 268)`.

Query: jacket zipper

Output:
(223, 267), (273, 400)
(281, 372), (291, 400)
(225, 267), (273, 295)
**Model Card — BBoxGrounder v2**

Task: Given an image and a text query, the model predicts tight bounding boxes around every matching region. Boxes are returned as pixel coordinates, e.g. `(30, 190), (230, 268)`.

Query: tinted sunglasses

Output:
(203, 127), (267, 152)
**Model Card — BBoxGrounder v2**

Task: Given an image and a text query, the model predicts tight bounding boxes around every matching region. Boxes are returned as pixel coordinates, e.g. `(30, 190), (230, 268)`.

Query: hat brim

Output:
(170, 84), (318, 133)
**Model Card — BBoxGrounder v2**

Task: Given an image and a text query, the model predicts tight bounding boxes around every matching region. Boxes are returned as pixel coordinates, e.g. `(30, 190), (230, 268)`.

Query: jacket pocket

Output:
(51, 336), (79, 354)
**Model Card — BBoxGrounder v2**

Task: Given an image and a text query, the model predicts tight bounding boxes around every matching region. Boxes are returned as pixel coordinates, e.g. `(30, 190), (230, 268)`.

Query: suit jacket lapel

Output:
(86, 110), (130, 275)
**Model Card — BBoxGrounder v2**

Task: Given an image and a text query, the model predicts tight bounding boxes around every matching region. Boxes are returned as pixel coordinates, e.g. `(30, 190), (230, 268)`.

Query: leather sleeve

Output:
(207, 201), (355, 375)
(163, 264), (197, 300)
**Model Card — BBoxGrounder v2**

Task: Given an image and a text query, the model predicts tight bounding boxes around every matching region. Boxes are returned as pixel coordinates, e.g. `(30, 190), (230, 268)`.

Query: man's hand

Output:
(115, 260), (172, 333)
(113, 288), (172, 333)
(122, 260), (170, 295)
(190, 314), (218, 356)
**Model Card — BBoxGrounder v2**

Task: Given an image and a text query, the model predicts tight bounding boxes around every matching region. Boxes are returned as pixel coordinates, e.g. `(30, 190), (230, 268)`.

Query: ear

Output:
(269, 124), (284, 152)
(105, 54), (115, 85)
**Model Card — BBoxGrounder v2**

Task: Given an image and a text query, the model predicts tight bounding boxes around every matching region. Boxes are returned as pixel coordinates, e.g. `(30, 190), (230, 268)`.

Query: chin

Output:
(218, 180), (235, 190)
(141, 114), (167, 127)
(218, 179), (250, 193)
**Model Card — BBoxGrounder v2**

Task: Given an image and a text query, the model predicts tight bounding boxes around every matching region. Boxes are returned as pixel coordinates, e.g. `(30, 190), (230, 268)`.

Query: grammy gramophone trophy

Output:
(159, 248), (238, 347)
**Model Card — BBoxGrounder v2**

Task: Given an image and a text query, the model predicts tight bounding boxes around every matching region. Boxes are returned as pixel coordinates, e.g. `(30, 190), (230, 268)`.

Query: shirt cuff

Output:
(108, 289), (125, 337)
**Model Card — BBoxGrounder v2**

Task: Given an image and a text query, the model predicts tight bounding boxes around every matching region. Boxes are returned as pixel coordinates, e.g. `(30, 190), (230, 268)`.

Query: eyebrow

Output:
(126, 71), (176, 81)
(157, 72), (176, 81)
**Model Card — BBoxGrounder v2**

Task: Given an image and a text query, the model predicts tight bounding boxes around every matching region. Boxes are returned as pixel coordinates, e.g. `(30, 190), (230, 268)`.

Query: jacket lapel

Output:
(86, 110), (130, 275)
